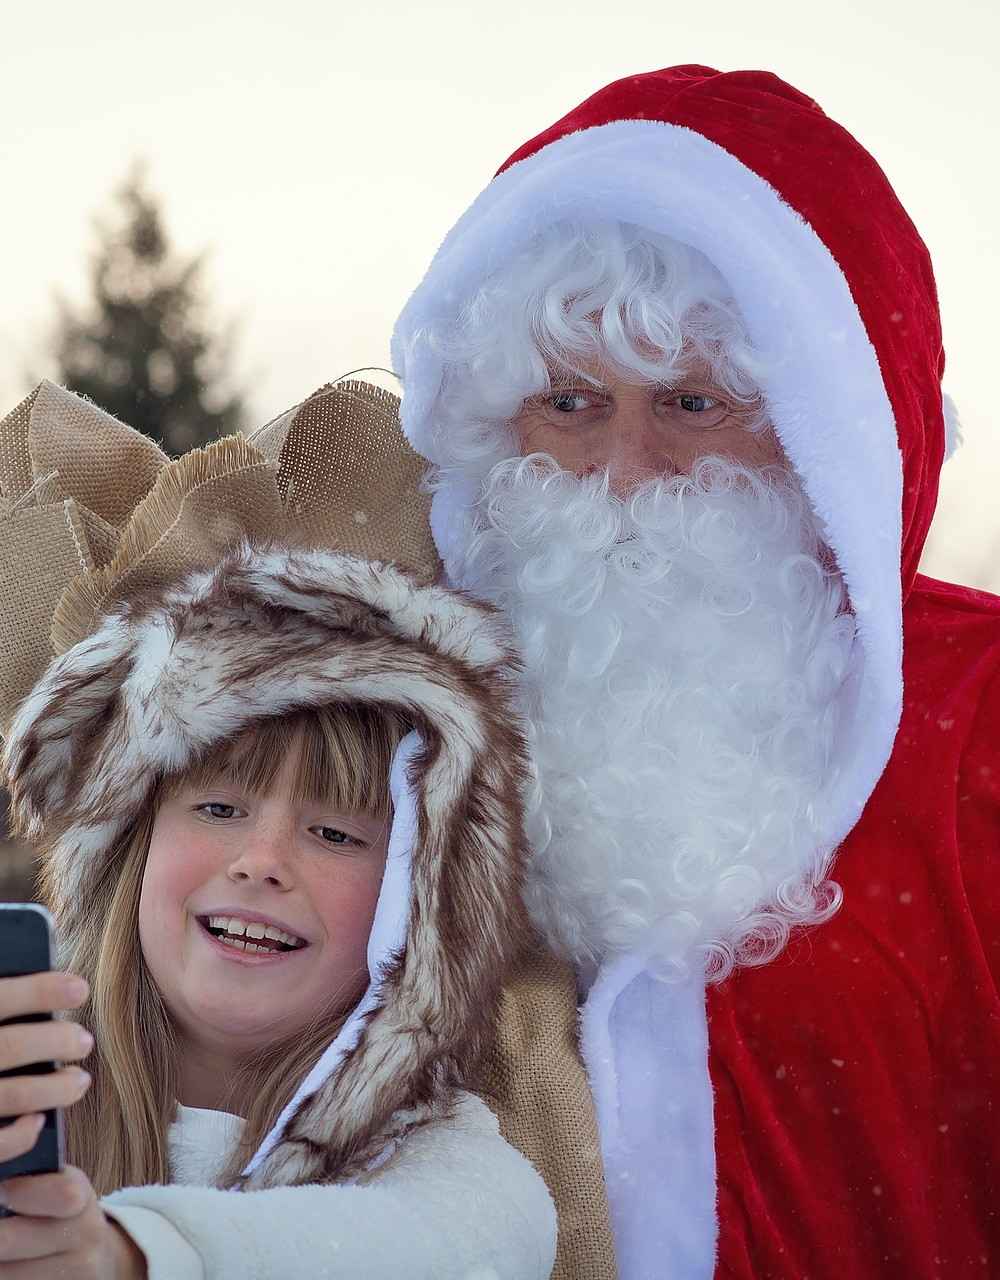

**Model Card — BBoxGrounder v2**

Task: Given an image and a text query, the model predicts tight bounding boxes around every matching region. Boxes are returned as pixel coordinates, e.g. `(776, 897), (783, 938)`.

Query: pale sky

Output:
(1, 0), (997, 589)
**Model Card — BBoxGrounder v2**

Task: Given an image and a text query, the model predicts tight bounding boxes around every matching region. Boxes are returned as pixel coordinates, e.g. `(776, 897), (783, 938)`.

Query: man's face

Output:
(510, 354), (784, 494)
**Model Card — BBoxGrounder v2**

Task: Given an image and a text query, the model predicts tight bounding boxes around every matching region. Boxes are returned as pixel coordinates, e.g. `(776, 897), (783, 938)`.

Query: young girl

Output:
(0, 378), (556, 1279)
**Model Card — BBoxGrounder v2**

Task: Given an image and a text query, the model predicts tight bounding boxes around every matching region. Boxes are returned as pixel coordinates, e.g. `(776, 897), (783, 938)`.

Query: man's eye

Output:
(550, 391), (594, 413)
(677, 393), (718, 413)
(660, 391), (729, 428)
(198, 802), (239, 820)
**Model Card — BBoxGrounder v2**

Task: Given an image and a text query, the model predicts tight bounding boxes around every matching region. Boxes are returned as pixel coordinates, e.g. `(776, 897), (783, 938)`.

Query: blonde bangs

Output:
(171, 704), (411, 820)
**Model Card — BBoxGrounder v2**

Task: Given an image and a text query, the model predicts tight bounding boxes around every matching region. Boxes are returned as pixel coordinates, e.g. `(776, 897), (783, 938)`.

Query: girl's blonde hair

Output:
(52, 702), (410, 1195)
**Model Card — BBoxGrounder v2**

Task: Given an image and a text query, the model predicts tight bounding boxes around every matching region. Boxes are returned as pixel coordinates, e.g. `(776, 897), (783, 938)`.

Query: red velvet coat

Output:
(709, 572), (1000, 1278)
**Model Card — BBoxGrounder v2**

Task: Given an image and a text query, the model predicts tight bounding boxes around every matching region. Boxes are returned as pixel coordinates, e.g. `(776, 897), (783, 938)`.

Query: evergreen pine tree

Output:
(51, 166), (246, 454)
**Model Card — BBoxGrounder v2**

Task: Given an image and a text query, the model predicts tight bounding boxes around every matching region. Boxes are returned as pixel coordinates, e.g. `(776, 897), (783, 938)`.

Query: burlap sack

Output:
(485, 944), (618, 1280)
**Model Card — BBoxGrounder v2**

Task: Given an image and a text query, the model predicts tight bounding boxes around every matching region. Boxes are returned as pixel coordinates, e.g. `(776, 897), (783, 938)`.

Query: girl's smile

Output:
(194, 925), (307, 968)
(194, 914), (310, 963)
(195, 907), (311, 953)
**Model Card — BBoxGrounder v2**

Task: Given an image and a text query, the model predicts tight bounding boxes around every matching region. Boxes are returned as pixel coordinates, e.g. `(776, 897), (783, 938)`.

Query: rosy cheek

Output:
(142, 823), (214, 933)
(319, 877), (382, 950)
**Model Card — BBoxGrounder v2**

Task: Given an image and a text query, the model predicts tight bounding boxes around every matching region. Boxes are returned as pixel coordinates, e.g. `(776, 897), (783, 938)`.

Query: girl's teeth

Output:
(206, 916), (302, 948)
(214, 933), (283, 956)
(218, 935), (259, 953)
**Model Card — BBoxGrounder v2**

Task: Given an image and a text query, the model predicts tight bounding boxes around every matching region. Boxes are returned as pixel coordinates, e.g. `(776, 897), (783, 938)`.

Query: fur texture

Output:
(3, 541), (531, 1189)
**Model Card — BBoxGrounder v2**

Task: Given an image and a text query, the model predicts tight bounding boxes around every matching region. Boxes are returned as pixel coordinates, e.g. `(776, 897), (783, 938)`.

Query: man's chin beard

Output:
(446, 454), (858, 982)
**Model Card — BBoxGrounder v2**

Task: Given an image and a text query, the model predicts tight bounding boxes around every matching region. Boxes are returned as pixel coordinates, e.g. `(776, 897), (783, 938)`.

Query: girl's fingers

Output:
(0, 1019), (93, 1073)
(0, 1165), (94, 1220)
(0, 1065), (91, 1119)
(0, 973), (88, 1021)
(0, 1113), (44, 1164)
(0, 1209), (74, 1261)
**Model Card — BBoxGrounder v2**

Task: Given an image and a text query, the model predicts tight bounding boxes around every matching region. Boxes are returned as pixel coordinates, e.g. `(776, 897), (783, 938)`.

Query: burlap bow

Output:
(0, 378), (439, 738)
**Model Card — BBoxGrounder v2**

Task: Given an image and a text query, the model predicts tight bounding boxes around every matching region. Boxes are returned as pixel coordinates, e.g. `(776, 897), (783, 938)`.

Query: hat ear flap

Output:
(3, 616), (134, 840)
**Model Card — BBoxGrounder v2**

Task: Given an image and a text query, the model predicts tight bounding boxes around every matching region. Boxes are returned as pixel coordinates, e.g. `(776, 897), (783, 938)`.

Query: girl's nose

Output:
(226, 835), (293, 890)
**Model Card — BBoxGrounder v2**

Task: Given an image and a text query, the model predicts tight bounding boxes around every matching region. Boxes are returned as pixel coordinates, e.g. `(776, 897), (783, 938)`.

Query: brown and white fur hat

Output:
(0, 378), (530, 1188)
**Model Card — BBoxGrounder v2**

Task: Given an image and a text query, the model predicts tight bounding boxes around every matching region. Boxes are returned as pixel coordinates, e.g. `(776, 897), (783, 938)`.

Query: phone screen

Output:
(0, 903), (63, 1181)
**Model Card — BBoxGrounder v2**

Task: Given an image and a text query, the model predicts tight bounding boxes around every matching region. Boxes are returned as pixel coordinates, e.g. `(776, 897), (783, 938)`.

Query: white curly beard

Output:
(441, 455), (859, 981)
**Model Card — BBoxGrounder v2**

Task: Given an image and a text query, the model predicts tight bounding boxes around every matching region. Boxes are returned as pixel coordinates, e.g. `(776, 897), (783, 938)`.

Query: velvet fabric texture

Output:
(494, 67), (1000, 1276)
(708, 573), (1000, 1277)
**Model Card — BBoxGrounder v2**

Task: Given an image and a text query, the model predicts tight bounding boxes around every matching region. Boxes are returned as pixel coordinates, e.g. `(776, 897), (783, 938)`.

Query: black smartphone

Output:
(0, 903), (64, 1186)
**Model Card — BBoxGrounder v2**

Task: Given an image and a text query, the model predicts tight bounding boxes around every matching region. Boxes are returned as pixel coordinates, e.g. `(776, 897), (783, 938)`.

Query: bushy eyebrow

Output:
(536, 374), (723, 395)
(541, 371), (609, 390)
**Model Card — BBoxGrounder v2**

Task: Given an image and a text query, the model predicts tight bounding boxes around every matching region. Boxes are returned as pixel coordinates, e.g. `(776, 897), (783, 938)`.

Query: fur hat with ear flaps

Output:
(0, 377), (530, 1188)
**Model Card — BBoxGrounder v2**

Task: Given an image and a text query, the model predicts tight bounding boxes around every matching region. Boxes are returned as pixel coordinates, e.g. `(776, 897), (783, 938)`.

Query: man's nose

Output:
(226, 830), (294, 890)
(603, 407), (679, 498)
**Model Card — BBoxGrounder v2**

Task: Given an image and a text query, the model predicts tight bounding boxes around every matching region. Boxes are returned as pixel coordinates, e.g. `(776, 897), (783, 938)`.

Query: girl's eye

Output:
(197, 802), (241, 820)
(313, 826), (362, 848)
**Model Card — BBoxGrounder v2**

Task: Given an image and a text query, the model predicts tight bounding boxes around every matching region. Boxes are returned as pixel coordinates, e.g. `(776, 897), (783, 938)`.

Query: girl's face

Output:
(138, 740), (390, 1071)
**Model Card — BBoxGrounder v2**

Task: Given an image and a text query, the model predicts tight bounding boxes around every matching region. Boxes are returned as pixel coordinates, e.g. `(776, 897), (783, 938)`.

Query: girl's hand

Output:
(0, 971), (145, 1276)
(0, 970), (93, 1167)
(0, 1164), (147, 1278)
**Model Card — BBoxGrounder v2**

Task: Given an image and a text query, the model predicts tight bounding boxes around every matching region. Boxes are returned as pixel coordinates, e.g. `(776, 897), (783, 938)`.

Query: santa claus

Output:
(392, 67), (1000, 1278)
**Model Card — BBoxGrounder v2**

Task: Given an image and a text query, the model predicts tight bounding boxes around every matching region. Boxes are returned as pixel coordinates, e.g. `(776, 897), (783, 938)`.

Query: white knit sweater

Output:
(102, 1093), (556, 1280)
